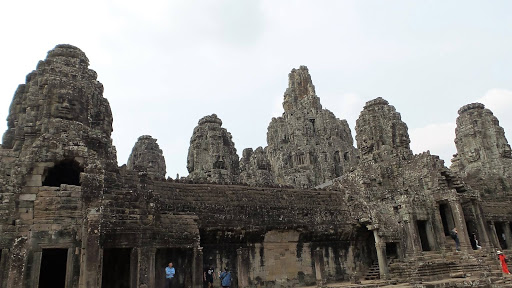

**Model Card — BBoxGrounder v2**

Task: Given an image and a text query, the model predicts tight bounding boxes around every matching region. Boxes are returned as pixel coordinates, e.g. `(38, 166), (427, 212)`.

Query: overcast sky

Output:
(1, 1), (511, 178)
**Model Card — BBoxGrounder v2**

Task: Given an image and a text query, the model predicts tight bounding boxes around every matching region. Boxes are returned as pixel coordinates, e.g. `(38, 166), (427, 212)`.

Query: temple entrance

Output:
(42, 159), (83, 187)
(38, 248), (68, 288)
(155, 248), (190, 288)
(495, 223), (508, 249)
(439, 203), (455, 235)
(417, 220), (432, 251)
(102, 248), (132, 288)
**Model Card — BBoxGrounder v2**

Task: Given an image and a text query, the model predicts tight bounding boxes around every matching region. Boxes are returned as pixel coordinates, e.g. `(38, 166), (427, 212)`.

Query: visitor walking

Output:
(165, 262), (175, 288)
(450, 228), (460, 251)
(497, 251), (511, 275)
(204, 264), (216, 288)
(219, 267), (232, 288)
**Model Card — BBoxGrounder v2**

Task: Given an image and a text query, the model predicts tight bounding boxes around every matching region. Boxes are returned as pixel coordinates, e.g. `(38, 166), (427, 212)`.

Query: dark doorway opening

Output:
(495, 223), (508, 249)
(439, 203), (452, 236)
(42, 159), (83, 187)
(155, 248), (190, 288)
(385, 242), (398, 259)
(39, 248), (68, 288)
(102, 248), (131, 288)
(417, 220), (431, 251)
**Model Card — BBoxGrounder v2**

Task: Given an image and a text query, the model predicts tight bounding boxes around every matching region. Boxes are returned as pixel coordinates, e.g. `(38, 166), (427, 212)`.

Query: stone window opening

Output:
(42, 159), (83, 187)
(38, 248), (68, 288)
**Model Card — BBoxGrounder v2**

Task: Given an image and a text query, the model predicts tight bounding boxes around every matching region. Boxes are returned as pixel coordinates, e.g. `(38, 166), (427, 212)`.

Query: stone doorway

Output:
(417, 220), (432, 251)
(101, 248), (132, 288)
(38, 248), (68, 288)
(155, 248), (191, 288)
(495, 223), (508, 249)
(386, 242), (399, 259)
(439, 203), (455, 235)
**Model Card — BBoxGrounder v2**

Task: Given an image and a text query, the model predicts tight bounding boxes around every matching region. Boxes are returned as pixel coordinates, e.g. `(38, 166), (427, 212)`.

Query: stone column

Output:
(192, 247), (203, 288)
(449, 199), (471, 252)
(6, 237), (28, 288)
(433, 206), (447, 251)
(237, 248), (249, 288)
(65, 248), (75, 288)
(313, 249), (326, 288)
(472, 201), (491, 249)
(403, 213), (421, 256)
(31, 250), (43, 288)
(79, 209), (102, 288)
(136, 247), (156, 288)
(489, 222), (502, 249)
(0, 249), (8, 288)
(372, 229), (389, 279)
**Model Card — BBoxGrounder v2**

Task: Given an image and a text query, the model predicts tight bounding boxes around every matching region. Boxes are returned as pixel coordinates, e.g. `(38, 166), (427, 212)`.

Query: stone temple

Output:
(1, 44), (512, 288)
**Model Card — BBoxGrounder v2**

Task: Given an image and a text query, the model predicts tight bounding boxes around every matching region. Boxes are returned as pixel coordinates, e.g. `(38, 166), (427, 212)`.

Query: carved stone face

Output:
(359, 136), (374, 156)
(466, 147), (481, 162)
(50, 87), (86, 122)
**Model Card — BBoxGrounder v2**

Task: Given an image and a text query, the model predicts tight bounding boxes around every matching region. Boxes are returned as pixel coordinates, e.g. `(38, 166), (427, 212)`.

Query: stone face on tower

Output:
(2, 44), (113, 154)
(451, 103), (512, 195)
(127, 135), (167, 179)
(266, 66), (357, 188)
(355, 97), (413, 163)
(187, 114), (239, 184)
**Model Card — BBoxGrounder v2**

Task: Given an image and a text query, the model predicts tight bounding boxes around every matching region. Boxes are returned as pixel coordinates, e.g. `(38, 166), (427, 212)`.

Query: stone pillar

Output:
(0, 249), (8, 288)
(31, 250), (43, 288)
(6, 237), (28, 288)
(472, 201), (491, 249)
(237, 248), (249, 288)
(372, 229), (389, 279)
(79, 209), (102, 288)
(403, 213), (421, 256)
(449, 199), (471, 252)
(192, 247), (203, 288)
(136, 247), (156, 288)
(65, 248), (75, 288)
(313, 249), (326, 288)
(489, 222), (502, 249)
(434, 203), (449, 251)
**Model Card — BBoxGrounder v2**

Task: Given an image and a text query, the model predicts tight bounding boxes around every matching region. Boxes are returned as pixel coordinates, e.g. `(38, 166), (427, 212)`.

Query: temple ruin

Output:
(1, 44), (512, 287)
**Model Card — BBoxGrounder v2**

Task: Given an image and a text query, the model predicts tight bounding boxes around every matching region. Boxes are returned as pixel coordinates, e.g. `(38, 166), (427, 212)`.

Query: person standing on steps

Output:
(450, 227), (460, 251)
(497, 251), (511, 275)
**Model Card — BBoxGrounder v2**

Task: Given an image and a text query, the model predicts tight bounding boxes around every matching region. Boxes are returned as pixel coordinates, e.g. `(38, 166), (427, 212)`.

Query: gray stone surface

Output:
(265, 66), (357, 188)
(451, 103), (512, 197)
(239, 147), (274, 186)
(187, 114), (240, 184)
(127, 135), (167, 179)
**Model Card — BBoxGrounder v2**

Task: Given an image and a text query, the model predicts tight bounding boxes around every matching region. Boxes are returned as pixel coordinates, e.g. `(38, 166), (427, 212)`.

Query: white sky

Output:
(1, 1), (511, 178)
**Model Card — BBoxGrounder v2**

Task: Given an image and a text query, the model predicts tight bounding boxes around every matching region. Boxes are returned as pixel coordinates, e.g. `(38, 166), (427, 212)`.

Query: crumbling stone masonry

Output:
(1, 45), (512, 288)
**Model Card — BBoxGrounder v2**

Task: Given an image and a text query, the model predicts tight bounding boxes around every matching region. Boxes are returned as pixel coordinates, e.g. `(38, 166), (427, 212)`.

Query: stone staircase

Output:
(364, 261), (381, 280)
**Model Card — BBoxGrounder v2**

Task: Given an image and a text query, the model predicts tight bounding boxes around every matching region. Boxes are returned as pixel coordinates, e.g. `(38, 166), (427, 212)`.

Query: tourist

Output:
(470, 232), (482, 250)
(165, 262), (175, 288)
(204, 264), (216, 288)
(450, 228), (460, 251)
(497, 251), (511, 274)
(219, 267), (232, 288)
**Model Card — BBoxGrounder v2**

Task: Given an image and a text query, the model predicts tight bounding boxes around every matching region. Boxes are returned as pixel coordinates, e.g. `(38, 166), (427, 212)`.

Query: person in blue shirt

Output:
(165, 262), (175, 288)
(219, 267), (232, 288)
